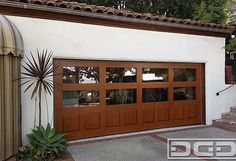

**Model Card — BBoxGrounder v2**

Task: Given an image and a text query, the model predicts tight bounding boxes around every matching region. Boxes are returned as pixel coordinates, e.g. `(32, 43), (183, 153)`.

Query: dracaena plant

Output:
(21, 50), (53, 128)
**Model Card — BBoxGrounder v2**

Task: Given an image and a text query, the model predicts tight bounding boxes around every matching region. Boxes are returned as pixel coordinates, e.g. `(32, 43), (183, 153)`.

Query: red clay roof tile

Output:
(8, 0), (235, 31)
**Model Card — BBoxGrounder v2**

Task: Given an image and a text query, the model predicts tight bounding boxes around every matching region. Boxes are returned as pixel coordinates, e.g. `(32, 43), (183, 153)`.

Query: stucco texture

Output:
(6, 15), (236, 144)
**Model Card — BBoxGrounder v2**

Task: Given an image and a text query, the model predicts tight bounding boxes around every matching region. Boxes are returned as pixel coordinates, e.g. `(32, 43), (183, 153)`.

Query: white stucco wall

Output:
(6, 15), (236, 144)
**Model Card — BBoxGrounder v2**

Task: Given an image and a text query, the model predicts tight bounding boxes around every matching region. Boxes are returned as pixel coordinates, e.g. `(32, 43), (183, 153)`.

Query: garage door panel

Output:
(172, 104), (185, 120)
(172, 102), (198, 121)
(106, 111), (120, 127)
(142, 107), (155, 123)
(185, 102), (198, 119)
(124, 109), (137, 125)
(157, 106), (170, 121)
(84, 112), (100, 130)
(63, 114), (80, 132)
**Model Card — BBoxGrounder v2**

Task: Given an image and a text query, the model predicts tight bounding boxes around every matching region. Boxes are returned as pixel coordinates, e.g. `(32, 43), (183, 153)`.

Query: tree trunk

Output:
(38, 84), (42, 128)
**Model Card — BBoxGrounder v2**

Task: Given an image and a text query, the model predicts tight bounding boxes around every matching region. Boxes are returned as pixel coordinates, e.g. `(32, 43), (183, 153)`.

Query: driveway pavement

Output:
(68, 126), (236, 161)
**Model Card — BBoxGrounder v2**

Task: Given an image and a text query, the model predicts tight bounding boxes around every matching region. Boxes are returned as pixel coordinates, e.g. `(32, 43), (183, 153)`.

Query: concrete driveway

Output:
(68, 126), (236, 161)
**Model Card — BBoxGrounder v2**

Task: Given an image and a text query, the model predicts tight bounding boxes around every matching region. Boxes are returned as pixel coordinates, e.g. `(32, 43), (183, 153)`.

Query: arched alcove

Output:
(0, 15), (24, 160)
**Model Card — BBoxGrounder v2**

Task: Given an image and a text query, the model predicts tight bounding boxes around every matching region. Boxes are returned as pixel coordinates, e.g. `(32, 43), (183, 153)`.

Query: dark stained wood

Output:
(0, 5), (230, 38)
(54, 59), (204, 140)
(201, 64), (206, 124)
(172, 104), (185, 120)
(84, 112), (100, 130)
(186, 103), (197, 119)
(63, 114), (80, 132)
(142, 107), (155, 123)
(106, 111), (120, 127)
(158, 106), (170, 121)
(124, 109), (137, 125)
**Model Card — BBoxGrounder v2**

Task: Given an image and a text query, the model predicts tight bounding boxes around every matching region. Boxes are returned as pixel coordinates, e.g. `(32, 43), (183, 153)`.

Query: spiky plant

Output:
(21, 50), (53, 128)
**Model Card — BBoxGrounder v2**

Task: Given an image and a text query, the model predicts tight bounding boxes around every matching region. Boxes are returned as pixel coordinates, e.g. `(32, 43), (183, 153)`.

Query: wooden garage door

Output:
(54, 60), (204, 140)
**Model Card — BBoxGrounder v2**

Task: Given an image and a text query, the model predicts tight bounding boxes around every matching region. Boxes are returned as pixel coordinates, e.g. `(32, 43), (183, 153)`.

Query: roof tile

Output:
(8, 0), (235, 30)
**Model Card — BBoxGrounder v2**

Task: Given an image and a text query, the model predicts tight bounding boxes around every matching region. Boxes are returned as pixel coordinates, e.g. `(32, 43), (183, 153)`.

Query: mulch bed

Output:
(5, 153), (75, 161)
(55, 153), (75, 161)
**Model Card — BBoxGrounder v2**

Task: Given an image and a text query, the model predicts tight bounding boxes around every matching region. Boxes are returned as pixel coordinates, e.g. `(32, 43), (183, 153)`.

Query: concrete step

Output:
(222, 112), (236, 120)
(213, 119), (236, 132)
(230, 106), (236, 113)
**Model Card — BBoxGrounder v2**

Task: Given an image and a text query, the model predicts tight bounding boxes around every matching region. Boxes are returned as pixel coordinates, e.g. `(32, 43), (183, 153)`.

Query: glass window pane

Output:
(63, 66), (99, 84)
(106, 89), (136, 105)
(142, 68), (168, 82)
(142, 88), (168, 102)
(174, 87), (196, 101)
(63, 90), (99, 108)
(173, 69), (196, 82)
(106, 67), (136, 83)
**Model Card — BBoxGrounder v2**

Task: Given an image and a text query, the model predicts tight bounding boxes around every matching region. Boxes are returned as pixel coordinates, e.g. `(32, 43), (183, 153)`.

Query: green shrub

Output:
(17, 146), (31, 161)
(18, 123), (68, 161)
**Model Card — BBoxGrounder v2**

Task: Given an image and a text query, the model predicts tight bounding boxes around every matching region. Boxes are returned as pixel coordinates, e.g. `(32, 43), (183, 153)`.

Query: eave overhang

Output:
(0, 0), (234, 37)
